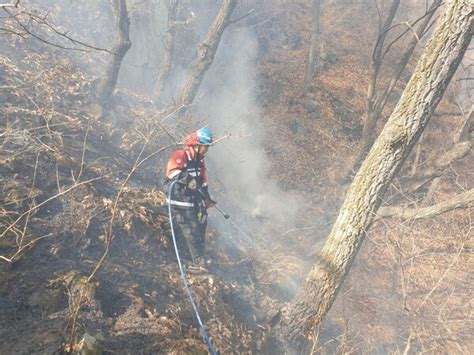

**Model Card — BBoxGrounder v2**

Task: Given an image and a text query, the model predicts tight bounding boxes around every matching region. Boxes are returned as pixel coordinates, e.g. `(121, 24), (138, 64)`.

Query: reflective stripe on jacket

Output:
(165, 148), (208, 208)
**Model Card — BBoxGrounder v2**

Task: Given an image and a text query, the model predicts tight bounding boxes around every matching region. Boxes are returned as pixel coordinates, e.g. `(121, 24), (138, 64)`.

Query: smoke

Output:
(118, 1), (301, 249)
(200, 27), (299, 221)
(121, 1), (303, 286)
(21, 0), (304, 285)
(176, 16), (300, 260)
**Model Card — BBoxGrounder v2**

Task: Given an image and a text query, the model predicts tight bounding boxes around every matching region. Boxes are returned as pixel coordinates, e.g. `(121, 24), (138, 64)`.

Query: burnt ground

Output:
(0, 180), (272, 354)
(0, 26), (286, 352)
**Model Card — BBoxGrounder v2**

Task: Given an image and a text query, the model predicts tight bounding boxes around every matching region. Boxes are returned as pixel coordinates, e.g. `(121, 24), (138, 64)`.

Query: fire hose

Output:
(167, 179), (218, 355)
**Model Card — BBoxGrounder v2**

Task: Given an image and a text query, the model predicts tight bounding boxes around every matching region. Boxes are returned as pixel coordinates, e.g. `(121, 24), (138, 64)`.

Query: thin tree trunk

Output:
(303, 0), (322, 88)
(177, 0), (237, 107)
(401, 140), (472, 193)
(341, 0), (441, 182)
(456, 105), (474, 141)
(421, 176), (440, 206)
(96, 0), (131, 112)
(273, 1), (473, 350)
(154, 0), (179, 99)
(373, 0), (442, 122)
(394, 103), (471, 205)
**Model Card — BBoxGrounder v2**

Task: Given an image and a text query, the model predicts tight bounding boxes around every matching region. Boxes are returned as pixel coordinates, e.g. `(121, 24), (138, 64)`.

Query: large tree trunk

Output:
(96, 0), (131, 112)
(177, 0), (237, 107)
(273, 1), (473, 350)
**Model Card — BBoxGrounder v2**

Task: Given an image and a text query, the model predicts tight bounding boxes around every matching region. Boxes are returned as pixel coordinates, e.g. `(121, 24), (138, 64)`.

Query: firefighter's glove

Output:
(199, 186), (211, 199)
(205, 198), (216, 209)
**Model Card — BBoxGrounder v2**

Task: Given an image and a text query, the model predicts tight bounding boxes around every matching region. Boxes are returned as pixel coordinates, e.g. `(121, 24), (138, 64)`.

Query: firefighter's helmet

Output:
(184, 128), (213, 147)
(196, 128), (213, 145)
(185, 128), (213, 146)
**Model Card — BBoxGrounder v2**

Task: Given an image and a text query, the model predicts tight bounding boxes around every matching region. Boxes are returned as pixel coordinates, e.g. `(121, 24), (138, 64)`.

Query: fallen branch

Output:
(0, 233), (53, 263)
(66, 139), (175, 353)
(87, 142), (174, 282)
(378, 188), (474, 220)
(1, 174), (109, 239)
(400, 140), (472, 193)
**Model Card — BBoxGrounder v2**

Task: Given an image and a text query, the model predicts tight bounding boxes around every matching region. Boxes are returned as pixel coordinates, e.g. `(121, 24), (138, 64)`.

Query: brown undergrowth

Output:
(1, 1), (472, 354)
(0, 45), (262, 353)
(254, 1), (473, 353)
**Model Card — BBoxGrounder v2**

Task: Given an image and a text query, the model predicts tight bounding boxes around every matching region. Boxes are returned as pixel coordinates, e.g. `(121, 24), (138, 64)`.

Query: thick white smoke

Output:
(197, 26), (299, 226)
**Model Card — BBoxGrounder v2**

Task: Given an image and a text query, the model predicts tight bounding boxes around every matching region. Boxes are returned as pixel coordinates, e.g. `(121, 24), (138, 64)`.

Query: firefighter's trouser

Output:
(172, 204), (207, 263)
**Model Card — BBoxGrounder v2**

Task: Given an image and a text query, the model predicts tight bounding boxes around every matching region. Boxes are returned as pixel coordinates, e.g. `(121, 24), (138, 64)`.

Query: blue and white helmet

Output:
(196, 128), (214, 146)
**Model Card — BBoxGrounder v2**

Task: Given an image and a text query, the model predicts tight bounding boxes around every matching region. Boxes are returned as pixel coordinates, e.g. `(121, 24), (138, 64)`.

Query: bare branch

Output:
(0, 0), (19, 9)
(26, 11), (112, 53)
(2, 7), (110, 53)
(382, 1), (441, 60)
(1, 175), (109, 239)
(0, 233), (53, 263)
(228, 8), (255, 26)
(371, 0), (401, 64)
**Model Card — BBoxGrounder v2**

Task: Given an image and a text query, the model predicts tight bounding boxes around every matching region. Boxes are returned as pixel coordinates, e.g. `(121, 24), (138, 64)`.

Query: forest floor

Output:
(1, 1), (473, 354)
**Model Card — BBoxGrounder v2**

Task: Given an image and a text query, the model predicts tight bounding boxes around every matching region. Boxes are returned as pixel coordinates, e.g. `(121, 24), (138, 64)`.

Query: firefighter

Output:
(165, 128), (216, 265)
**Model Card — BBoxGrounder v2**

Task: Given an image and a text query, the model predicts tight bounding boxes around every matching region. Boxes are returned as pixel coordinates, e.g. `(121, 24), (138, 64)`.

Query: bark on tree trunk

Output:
(303, 0), (322, 88)
(273, 1), (473, 350)
(177, 0), (237, 108)
(96, 0), (131, 112)
(154, 0), (179, 99)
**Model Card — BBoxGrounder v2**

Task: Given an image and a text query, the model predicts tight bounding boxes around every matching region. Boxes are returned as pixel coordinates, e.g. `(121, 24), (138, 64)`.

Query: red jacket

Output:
(166, 148), (208, 187)
(165, 147), (211, 208)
